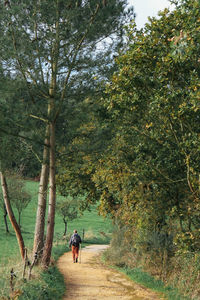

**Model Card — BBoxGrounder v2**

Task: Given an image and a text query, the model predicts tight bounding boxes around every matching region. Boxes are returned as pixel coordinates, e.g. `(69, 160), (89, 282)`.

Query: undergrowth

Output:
(103, 225), (199, 300)
(120, 267), (190, 300)
(17, 243), (68, 300)
(18, 266), (65, 300)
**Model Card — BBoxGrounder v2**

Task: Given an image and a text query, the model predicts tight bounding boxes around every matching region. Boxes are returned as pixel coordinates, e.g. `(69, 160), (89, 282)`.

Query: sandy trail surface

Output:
(57, 244), (163, 300)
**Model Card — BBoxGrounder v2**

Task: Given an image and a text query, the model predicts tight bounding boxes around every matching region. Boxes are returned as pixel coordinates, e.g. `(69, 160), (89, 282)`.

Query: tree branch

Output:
(33, 4), (46, 86)
(10, 29), (36, 104)
(29, 114), (49, 123)
(0, 127), (50, 147)
(22, 140), (42, 163)
(54, 3), (101, 121)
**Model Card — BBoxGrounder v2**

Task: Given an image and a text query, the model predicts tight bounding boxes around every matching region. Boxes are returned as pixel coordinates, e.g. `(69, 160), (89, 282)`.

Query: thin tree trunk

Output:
(22, 248), (28, 279)
(18, 211), (21, 228)
(42, 121), (56, 267)
(0, 172), (25, 260)
(179, 217), (184, 232)
(33, 125), (49, 257)
(63, 219), (67, 236)
(3, 203), (9, 233)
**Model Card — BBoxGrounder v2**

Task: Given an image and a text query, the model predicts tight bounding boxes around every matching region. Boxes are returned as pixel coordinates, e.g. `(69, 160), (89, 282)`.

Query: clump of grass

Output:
(18, 241), (68, 300)
(18, 266), (65, 300)
(52, 242), (69, 261)
(0, 258), (26, 299)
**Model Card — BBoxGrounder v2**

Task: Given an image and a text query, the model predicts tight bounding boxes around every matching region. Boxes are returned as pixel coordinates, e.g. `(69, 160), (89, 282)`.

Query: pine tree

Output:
(0, 0), (134, 266)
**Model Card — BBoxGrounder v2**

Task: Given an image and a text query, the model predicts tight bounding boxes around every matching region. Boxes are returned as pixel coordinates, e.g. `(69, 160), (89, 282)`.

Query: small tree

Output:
(56, 199), (79, 236)
(8, 177), (32, 228)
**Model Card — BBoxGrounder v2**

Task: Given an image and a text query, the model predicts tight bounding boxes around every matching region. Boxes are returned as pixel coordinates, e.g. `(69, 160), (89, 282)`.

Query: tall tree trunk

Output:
(42, 121), (56, 267)
(3, 203), (9, 233)
(33, 126), (49, 257)
(41, 11), (58, 266)
(0, 172), (25, 260)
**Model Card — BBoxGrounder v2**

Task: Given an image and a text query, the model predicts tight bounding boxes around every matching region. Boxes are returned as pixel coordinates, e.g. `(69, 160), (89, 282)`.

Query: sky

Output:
(128, 0), (174, 28)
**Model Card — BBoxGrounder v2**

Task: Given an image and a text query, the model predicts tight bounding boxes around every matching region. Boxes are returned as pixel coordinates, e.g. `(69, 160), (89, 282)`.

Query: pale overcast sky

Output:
(128, 0), (174, 28)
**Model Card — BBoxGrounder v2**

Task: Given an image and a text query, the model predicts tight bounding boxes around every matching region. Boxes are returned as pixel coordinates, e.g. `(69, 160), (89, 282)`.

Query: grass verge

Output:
(18, 244), (68, 300)
(102, 260), (191, 300)
(122, 267), (191, 300)
(18, 266), (66, 300)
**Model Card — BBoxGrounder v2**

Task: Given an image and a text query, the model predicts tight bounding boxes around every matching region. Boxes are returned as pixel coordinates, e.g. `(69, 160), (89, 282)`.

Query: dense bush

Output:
(169, 253), (200, 299)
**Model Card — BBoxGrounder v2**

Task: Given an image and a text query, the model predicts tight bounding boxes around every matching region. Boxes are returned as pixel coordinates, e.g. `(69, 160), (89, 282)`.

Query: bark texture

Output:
(3, 203), (9, 233)
(42, 121), (56, 267)
(33, 126), (50, 257)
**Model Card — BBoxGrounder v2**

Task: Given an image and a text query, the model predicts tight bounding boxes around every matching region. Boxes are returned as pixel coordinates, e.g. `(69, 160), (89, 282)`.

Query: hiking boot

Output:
(76, 258), (78, 263)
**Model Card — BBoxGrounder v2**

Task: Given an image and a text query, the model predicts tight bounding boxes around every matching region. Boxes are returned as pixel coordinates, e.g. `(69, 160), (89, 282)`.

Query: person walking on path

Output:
(69, 230), (82, 263)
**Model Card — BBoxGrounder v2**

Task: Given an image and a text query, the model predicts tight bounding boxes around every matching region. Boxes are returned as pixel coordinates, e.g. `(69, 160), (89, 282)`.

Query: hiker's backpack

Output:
(72, 234), (80, 247)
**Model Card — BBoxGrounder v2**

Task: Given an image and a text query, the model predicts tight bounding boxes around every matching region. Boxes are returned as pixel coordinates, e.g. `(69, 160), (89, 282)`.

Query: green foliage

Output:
(63, 0), (200, 251)
(0, 0), (134, 180)
(101, 1), (200, 297)
(169, 252), (200, 299)
(0, 0), (134, 120)
(8, 175), (32, 226)
(0, 0), (134, 268)
(57, 0), (200, 298)
(56, 198), (78, 221)
(56, 198), (79, 235)
(0, 76), (45, 178)
(0, 174), (32, 234)
(56, 97), (112, 207)
(103, 226), (192, 300)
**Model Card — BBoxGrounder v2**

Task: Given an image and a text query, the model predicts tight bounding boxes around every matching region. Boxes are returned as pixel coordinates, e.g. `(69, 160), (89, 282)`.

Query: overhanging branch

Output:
(0, 127), (50, 147)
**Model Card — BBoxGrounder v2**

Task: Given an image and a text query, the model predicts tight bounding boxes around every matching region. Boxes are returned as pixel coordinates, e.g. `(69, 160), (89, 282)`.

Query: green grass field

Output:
(0, 180), (113, 298)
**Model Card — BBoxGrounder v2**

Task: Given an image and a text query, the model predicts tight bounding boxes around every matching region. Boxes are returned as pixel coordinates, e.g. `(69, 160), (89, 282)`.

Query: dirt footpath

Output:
(57, 245), (163, 300)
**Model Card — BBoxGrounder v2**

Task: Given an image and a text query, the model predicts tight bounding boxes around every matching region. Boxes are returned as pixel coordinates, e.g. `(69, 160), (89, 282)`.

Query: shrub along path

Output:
(57, 245), (163, 299)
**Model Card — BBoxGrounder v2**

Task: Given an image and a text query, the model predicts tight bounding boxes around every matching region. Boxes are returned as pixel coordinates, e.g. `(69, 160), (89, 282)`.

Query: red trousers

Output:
(72, 245), (79, 262)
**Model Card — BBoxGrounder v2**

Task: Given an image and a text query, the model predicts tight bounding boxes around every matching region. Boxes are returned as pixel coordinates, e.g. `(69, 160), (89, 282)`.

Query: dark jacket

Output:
(69, 233), (82, 247)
